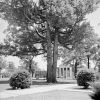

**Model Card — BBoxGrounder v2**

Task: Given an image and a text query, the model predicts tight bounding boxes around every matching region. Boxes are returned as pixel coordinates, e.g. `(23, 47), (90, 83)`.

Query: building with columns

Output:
(57, 59), (97, 79)
(57, 64), (74, 79)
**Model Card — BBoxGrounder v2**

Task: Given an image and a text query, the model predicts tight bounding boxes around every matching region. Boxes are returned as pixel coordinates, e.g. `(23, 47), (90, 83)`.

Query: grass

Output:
(0, 78), (76, 92)
(0, 90), (91, 100)
(0, 78), (92, 100)
(0, 78), (9, 84)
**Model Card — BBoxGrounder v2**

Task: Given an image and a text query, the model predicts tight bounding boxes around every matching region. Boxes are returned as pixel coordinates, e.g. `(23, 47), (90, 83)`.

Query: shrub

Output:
(9, 70), (32, 89)
(76, 69), (95, 89)
(90, 82), (100, 100)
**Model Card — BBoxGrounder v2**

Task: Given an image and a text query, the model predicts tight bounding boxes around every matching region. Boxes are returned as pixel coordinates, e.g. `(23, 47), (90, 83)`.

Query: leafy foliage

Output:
(0, 0), (99, 82)
(91, 40), (100, 72)
(76, 69), (95, 88)
(0, 0), (98, 54)
(9, 69), (32, 89)
(0, 56), (7, 77)
(0, 56), (7, 68)
(20, 56), (39, 74)
(7, 61), (16, 72)
(2, 72), (11, 78)
(60, 29), (98, 66)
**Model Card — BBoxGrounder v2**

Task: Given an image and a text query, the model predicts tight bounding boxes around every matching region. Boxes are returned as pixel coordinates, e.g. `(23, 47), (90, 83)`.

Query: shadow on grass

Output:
(31, 79), (76, 85)
(56, 81), (76, 84)
(0, 78), (76, 85)
(5, 80), (76, 91)
(6, 88), (15, 90)
(0, 80), (9, 84)
(0, 78), (76, 91)
(72, 86), (92, 90)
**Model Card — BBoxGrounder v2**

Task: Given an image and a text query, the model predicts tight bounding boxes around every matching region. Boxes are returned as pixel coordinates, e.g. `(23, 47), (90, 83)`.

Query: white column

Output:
(59, 67), (61, 78)
(70, 67), (73, 79)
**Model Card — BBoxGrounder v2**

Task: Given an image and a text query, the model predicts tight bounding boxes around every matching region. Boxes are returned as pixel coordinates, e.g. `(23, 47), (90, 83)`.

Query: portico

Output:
(57, 64), (74, 79)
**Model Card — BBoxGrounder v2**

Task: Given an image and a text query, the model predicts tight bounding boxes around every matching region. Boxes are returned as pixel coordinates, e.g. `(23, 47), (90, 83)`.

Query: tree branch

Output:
(35, 28), (46, 39)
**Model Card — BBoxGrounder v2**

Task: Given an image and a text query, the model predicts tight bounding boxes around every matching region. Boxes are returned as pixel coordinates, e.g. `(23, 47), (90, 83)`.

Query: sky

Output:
(0, 20), (8, 43)
(86, 7), (100, 36)
(0, 6), (100, 70)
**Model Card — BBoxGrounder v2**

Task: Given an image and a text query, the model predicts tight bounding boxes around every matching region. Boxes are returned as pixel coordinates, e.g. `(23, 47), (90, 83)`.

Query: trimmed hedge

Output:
(9, 70), (32, 89)
(76, 69), (95, 89)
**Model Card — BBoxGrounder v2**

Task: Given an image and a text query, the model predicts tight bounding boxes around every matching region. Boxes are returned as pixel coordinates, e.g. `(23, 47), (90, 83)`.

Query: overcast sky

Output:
(0, 6), (100, 70)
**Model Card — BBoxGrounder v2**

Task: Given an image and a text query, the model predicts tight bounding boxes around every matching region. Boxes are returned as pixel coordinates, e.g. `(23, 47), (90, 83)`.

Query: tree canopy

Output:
(0, 0), (99, 82)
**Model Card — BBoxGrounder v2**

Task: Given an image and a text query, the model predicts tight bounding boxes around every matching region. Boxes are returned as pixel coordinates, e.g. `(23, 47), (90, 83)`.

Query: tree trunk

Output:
(32, 72), (34, 77)
(29, 59), (32, 73)
(28, 58), (33, 77)
(52, 30), (58, 83)
(46, 23), (53, 83)
(0, 69), (2, 78)
(87, 55), (90, 69)
(74, 60), (78, 78)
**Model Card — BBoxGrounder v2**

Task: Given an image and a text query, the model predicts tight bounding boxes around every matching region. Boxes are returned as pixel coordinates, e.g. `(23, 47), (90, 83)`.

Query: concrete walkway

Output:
(0, 84), (92, 99)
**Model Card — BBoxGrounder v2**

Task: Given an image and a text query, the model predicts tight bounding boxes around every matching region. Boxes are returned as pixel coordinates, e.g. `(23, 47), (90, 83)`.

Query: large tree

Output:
(0, 0), (99, 82)
(4, 28), (46, 74)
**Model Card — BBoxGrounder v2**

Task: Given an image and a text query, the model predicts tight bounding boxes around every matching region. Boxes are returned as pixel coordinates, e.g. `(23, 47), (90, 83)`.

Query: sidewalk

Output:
(0, 84), (92, 99)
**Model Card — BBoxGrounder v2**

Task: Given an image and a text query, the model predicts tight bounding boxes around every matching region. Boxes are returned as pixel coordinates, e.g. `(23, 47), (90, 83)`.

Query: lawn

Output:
(0, 78), (9, 92)
(0, 78), (92, 100)
(0, 90), (91, 100)
(0, 78), (76, 92)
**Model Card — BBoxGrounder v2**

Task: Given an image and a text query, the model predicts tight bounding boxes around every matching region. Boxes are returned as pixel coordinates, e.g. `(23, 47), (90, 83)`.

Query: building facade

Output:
(57, 64), (74, 79)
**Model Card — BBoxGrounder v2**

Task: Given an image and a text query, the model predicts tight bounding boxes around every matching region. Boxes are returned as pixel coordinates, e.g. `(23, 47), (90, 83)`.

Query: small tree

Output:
(21, 56), (38, 77)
